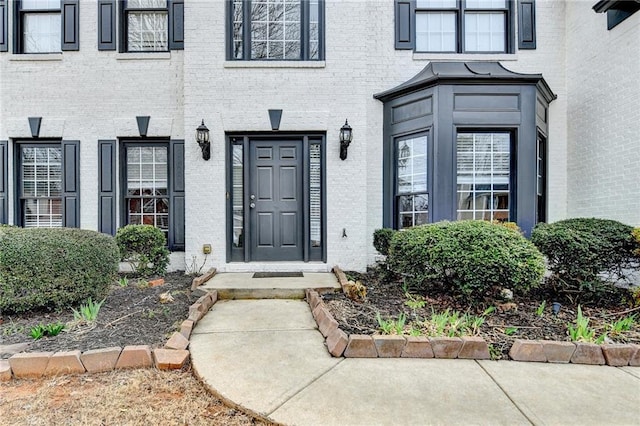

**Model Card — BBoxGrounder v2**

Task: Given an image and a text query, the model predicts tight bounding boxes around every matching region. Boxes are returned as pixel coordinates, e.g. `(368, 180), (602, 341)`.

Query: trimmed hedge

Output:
(0, 227), (119, 313)
(388, 220), (544, 301)
(116, 225), (169, 277)
(373, 228), (397, 256)
(531, 218), (638, 300)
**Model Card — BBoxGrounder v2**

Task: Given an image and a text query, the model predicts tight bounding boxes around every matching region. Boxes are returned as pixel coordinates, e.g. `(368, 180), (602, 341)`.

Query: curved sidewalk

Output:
(190, 299), (640, 426)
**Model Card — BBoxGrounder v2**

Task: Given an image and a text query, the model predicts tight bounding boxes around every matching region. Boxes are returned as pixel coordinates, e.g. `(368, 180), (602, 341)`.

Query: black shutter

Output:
(168, 0), (184, 50)
(62, 140), (80, 228)
(169, 140), (185, 251)
(395, 0), (415, 50)
(98, 0), (117, 50)
(61, 0), (79, 51)
(0, 141), (7, 224)
(98, 140), (116, 234)
(0, 0), (7, 52)
(12, 0), (21, 53)
(518, 0), (536, 49)
(118, 0), (126, 52)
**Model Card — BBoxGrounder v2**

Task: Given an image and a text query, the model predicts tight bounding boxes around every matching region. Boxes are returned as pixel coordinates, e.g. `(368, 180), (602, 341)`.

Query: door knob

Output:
(250, 194), (256, 200)
(250, 202), (256, 209)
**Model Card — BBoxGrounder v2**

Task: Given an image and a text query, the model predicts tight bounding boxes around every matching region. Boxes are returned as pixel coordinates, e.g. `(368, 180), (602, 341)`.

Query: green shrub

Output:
(0, 228), (119, 314)
(387, 221), (544, 302)
(116, 225), (169, 277)
(633, 228), (640, 257)
(373, 228), (397, 256)
(531, 218), (638, 302)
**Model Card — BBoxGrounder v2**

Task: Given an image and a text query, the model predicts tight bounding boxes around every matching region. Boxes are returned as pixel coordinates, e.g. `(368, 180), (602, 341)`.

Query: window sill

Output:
(116, 52), (171, 61)
(412, 53), (518, 62)
(9, 53), (63, 62)
(224, 60), (326, 69)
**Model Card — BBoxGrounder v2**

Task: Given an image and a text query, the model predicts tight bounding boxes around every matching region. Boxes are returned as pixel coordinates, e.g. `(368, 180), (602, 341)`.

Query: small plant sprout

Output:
(536, 301), (546, 317)
(608, 314), (636, 337)
(567, 305), (605, 344)
(118, 277), (129, 287)
(29, 324), (46, 340)
(504, 327), (518, 336)
(376, 312), (407, 335)
(72, 298), (105, 323)
(44, 322), (65, 336)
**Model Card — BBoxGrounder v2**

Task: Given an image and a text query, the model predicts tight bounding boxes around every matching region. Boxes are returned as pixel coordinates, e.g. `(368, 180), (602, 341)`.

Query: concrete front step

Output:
(200, 272), (340, 299)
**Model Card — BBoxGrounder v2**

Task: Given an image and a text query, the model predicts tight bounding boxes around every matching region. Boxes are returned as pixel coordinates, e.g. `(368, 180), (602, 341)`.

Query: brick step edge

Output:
(1, 286), (219, 382)
(309, 272), (640, 366)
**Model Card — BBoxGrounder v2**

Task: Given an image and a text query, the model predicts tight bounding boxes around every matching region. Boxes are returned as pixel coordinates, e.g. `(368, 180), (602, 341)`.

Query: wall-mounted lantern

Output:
(196, 119), (210, 161)
(339, 119), (353, 160)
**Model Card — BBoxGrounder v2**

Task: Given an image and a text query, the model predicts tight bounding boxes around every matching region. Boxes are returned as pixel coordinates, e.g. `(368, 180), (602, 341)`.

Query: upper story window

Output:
(394, 0), (536, 53)
(416, 0), (510, 53)
(7, 0), (79, 53)
(228, 0), (324, 60)
(124, 0), (168, 51)
(96, 0), (183, 52)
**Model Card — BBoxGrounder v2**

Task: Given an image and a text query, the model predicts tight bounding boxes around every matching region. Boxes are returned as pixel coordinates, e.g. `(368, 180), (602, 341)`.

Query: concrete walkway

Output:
(190, 278), (640, 425)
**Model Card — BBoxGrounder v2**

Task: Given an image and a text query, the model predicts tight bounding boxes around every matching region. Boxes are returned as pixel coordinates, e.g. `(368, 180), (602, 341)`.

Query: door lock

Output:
(250, 202), (256, 209)
(250, 194), (256, 200)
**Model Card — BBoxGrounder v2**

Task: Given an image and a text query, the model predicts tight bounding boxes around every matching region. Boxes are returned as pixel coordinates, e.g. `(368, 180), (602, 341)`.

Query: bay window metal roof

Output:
(374, 61), (556, 103)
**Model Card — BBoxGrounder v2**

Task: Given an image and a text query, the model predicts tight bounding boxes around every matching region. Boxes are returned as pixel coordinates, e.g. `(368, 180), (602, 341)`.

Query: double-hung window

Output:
(12, 0), (79, 53)
(395, 133), (429, 229)
(124, 0), (168, 51)
(395, 0), (534, 52)
(229, 0), (324, 60)
(416, 0), (510, 53)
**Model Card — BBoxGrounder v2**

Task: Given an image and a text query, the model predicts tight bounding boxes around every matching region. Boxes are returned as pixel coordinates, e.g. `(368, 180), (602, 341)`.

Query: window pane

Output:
(22, 0), (59, 10)
(250, 0), (301, 59)
(232, 144), (244, 248)
(464, 12), (505, 52)
(416, 12), (456, 52)
(232, 1), (244, 59)
(23, 13), (61, 53)
(128, 11), (168, 51)
(396, 135), (428, 194)
(397, 194), (429, 229)
(128, 0), (167, 8)
(456, 132), (511, 222)
(466, 0), (506, 9)
(417, 0), (456, 8)
(310, 144), (322, 247)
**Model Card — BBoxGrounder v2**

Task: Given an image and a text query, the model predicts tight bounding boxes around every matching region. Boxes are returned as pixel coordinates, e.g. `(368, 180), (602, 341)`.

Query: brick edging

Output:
(1, 277), (219, 382)
(310, 267), (640, 366)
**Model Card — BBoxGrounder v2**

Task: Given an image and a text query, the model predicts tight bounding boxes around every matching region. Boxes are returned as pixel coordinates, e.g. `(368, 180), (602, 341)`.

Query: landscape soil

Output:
(323, 269), (640, 359)
(0, 272), (196, 354)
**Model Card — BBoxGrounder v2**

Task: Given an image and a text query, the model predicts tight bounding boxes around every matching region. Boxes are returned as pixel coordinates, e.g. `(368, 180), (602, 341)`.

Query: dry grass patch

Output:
(0, 369), (267, 425)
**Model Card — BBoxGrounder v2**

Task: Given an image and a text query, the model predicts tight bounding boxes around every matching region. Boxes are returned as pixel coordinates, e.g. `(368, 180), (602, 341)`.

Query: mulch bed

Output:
(0, 272), (197, 354)
(323, 268), (640, 359)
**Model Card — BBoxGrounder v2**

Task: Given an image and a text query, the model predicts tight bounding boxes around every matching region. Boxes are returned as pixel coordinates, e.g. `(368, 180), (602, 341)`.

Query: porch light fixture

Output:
(339, 119), (353, 160)
(196, 119), (211, 161)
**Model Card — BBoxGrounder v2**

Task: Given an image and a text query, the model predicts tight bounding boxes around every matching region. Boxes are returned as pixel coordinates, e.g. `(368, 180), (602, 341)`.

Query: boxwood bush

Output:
(116, 224), (169, 277)
(531, 218), (638, 301)
(0, 227), (119, 313)
(387, 220), (544, 301)
(373, 228), (397, 256)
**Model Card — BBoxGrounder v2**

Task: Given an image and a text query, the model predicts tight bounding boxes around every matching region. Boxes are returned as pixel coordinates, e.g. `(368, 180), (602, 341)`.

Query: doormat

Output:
(252, 272), (304, 278)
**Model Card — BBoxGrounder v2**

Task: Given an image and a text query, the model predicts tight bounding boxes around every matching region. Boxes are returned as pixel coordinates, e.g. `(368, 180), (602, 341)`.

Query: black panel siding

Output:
(0, 0), (7, 52)
(0, 141), (7, 224)
(168, 0), (184, 50)
(394, 0), (415, 50)
(98, 0), (117, 50)
(518, 0), (536, 49)
(61, 0), (79, 51)
(98, 140), (116, 234)
(169, 140), (185, 251)
(62, 140), (80, 228)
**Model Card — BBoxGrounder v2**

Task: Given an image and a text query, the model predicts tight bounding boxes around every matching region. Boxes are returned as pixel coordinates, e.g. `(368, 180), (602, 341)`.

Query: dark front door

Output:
(249, 140), (304, 261)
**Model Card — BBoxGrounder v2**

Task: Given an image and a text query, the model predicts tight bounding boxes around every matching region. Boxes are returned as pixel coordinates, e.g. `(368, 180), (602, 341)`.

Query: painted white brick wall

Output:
(565, 1), (640, 227)
(1, 1), (636, 272)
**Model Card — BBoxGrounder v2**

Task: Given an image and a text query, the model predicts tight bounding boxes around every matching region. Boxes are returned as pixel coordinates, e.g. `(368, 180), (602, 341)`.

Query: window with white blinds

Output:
(20, 145), (63, 227)
(456, 132), (511, 221)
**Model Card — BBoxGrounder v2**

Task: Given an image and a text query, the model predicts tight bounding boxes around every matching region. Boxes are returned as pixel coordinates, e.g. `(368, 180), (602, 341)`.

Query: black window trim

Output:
(226, 0), (326, 61)
(392, 129), (431, 230)
(414, 0), (514, 54)
(12, 0), (79, 54)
